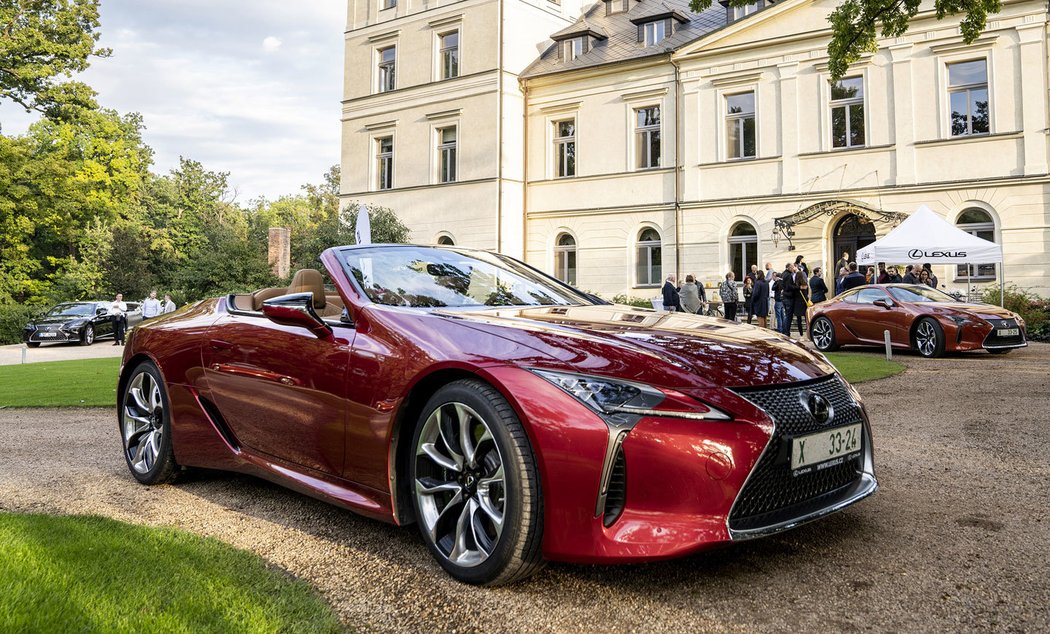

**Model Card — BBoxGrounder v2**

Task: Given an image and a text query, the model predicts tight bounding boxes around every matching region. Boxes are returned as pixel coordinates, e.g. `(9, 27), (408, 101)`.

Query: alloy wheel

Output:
(916, 321), (937, 357)
(122, 370), (165, 474)
(812, 318), (833, 350)
(414, 402), (506, 568)
(83, 325), (94, 345)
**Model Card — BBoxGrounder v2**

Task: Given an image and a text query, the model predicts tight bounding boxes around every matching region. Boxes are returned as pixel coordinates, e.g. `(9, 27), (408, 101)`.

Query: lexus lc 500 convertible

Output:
(809, 284), (1027, 358)
(117, 245), (877, 585)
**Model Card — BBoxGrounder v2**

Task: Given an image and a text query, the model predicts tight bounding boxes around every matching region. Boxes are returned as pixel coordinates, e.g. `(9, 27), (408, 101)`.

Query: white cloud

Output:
(262, 36), (282, 53)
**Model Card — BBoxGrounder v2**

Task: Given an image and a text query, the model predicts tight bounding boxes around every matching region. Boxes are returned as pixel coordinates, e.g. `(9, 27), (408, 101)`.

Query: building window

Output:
(382, 0), (396, 9)
(439, 31), (459, 79)
(726, 92), (756, 159)
(437, 234), (455, 245)
(376, 136), (393, 190)
(948, 60), (989, 137)
(564, 37), (586, 61)
(955, 208), (996, 280)
(830, 76), (865, 148)
(635, 106), (660, 169)
(641, 20), (667, 47)
(377, 46), (396, 93)
(554, 119), (576, 178)
(554, 233), (577, 285)
(636, 228), (662, 286)
(437, 126), (457, 184)
(731, 2), (760, 19)
(727, 221), (758, 282)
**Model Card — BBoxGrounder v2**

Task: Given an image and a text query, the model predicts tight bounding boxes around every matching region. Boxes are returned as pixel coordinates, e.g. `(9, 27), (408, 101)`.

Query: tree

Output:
(691, 0), (1001, 79)
(0, 0), (110, 122)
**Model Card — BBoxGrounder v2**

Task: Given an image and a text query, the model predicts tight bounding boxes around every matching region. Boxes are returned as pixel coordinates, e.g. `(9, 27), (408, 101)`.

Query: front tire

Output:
(410, 379), (544, 586)
(119, 361), (179, 485)
(810, 316), (839, 352)
(913, 318), (945, 358)
(26, 341), (40, 348)
(80, 324), (95, 346)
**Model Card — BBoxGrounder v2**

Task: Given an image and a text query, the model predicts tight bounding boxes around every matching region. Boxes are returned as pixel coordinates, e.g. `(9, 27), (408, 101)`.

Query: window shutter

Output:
(556, 41), (563, 61)
(665, 18), (672, 35)
(637, 24), (644, 43)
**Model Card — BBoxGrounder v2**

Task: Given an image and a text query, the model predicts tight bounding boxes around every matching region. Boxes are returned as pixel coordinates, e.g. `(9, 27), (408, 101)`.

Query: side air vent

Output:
(197, 395), (241, 451)
(602, 448), (627, 527)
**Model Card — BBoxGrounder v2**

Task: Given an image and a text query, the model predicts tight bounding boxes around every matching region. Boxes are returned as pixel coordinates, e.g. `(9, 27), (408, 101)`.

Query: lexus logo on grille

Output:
(801, 391), (833, 425)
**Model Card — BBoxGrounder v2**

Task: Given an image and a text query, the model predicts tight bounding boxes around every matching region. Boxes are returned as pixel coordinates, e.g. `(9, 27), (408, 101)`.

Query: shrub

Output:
(980, 284), (1050, 341)
(611, 294), (658, 309)
(0, 304), (40, 345)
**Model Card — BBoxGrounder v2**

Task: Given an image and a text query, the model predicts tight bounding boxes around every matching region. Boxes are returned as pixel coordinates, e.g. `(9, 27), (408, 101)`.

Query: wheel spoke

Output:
(415, 476), (461, 496)
(448, 498), (478, 565)
(149, 381), (163, 412)
(129, 386), (148, 414)
(469, 500), (492, 556)
(123, 416), (151, 449)
(476, 487), (505, 533)
(420, 442), (461, 472)
(455, 403), (477, 467)
(435, 407), (464, 466)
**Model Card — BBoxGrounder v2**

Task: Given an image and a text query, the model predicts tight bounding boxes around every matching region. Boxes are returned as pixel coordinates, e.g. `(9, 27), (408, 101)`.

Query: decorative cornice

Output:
(367, 30), (400, 44)
(427, 13), (463, 29)
(425, 108), (462, 121)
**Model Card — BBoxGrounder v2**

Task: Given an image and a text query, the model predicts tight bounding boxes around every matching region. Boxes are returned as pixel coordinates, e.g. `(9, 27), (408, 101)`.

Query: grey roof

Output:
(521, 0), (729, 79)
(551, 17), (609, 41)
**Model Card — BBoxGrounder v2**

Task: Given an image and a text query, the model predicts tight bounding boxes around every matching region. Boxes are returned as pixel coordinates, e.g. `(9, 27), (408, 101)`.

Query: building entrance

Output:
(832, 213), (877, 266)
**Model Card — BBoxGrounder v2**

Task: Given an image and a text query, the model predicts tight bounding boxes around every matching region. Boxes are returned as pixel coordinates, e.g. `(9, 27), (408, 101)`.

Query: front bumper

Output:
(482, 367), (876, 564)
(24, 326), (79, 343)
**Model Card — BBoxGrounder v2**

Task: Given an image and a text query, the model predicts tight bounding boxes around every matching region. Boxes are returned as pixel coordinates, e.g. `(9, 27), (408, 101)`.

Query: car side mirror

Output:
(873, 299), (893, 309)
(262, 293), (333, 340)
(96, 307), (107, 315)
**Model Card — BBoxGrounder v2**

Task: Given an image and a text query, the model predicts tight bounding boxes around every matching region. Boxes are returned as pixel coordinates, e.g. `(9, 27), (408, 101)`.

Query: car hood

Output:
(931, 303), (1016, 321)
(434, 304), (836, 389)
(31, 315), (91, 327)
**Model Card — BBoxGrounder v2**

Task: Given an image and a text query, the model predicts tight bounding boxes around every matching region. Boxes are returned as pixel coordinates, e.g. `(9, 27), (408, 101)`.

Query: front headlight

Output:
(948, 315), (970, 326)
(531, 369), (730, 427)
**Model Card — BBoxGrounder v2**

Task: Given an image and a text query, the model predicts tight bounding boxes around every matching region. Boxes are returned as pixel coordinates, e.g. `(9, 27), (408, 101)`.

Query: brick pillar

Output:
(268, 227), (291, 279)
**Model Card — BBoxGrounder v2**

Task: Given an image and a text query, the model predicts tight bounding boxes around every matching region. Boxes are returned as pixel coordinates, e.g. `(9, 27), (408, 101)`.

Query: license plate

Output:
(791, 424), (862, 471)
(38, 332), (57, 338)
(997, 328), (1018, 337)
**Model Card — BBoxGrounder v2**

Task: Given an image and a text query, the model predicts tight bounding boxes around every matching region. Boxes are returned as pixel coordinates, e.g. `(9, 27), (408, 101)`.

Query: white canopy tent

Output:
(857, 205), (1004, 304)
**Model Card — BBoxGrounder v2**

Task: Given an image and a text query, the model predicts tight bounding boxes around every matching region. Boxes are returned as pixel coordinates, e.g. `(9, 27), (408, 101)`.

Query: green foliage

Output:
(979, 284), (1050, 340)
(690, 0), (1001, 80)
(0, 303), (38, 346)
(0, 0), (110, 121)
(0, 357), (120, 406)
(343, 203), (411, 246)
(0, 513), (343, 632)
(610, 294), (656, 308)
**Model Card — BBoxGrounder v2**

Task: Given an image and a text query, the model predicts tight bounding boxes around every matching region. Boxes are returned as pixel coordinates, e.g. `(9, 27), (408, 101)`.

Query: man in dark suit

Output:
(661, 275), (682, 312)
(841, 263), (867, 291)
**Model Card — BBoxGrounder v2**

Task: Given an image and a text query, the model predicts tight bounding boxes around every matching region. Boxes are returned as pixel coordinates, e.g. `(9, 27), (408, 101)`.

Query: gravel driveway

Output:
(1, 345), (1048, 632)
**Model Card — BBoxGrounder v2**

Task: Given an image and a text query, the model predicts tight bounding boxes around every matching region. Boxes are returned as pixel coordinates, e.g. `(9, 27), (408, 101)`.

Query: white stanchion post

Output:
(21, 343), (27, 364)
(884, 330), (892, 361)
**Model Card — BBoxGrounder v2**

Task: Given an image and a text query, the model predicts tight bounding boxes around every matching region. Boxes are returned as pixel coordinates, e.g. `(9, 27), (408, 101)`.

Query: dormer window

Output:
(565, 37), (587, 61)
(551, 21), (606, 63)
(605, 0), (630, 15)
(729, 1), (761, 21)
(642, 20), (667, 47)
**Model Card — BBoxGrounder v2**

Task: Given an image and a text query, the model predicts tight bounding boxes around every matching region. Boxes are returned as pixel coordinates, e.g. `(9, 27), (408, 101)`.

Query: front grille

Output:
(602, 448), (626, 527)
(729, 375), (865, 532)
(982, 318), (1026, 348)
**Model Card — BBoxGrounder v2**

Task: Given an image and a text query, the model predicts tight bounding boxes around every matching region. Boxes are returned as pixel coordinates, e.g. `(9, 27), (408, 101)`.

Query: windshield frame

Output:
(44, 303), (96, 318)
(335, 244), (597, 310)
(887, 284), (961, 304)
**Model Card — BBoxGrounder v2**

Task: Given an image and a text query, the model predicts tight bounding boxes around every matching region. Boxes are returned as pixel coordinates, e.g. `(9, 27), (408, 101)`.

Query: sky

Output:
(0, 0), (345, 203)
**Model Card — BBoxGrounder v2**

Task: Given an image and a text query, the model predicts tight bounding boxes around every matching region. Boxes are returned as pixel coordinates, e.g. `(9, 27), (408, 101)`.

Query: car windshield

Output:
(44, 303), (95, 318)
(339, 246), (594, 308)
(888, 285), (959, 303)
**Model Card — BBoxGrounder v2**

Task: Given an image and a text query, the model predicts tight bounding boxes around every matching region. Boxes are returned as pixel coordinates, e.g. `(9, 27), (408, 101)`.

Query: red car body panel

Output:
(119, 246), (876, 564)
(810, 284), (1027, 353)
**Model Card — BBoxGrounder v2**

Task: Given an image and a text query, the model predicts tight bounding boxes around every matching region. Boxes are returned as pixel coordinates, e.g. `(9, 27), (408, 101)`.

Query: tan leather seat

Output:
(287, 269), (342, 317)
(252, 287), (288, 311)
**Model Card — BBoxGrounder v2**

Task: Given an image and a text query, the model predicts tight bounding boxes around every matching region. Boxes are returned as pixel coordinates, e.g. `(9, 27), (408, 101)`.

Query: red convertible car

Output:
(809, 284), (1027, 357)
(118, 245), (877, 585)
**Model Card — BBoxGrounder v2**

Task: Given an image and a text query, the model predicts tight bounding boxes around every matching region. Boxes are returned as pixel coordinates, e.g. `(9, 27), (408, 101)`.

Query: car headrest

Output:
(287, 269), (326, 309)
(252, 287), (287, 311)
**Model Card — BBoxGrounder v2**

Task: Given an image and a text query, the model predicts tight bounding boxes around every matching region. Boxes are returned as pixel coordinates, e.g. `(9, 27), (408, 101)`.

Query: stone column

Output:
(268, 227), (291, 279)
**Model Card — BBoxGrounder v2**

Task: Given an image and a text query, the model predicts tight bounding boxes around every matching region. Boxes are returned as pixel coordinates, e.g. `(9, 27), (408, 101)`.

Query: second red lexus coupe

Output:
(117, 245), (877, 585)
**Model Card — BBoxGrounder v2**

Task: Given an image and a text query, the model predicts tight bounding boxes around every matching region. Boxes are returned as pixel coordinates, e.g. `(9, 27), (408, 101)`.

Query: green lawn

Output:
(823, 351), (905, 383)
(0, 357), (120, 407)
(0, 513), (343, 633)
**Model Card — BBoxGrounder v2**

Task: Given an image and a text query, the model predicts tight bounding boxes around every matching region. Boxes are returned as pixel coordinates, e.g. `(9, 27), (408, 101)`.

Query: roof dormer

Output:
(628, 2), (689, 47)
(550, 18), (608, 62)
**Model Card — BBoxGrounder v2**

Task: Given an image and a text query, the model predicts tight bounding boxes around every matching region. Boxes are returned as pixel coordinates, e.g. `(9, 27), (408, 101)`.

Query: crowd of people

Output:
(660, 250), (942, 338)
(105, 290), (177, 345)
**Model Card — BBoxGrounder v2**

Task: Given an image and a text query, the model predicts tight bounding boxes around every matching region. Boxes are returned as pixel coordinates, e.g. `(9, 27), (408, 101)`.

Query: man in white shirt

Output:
(142, 290), (161, 319)
(162, 294), (176, 314)
(107, 293), (128, 345)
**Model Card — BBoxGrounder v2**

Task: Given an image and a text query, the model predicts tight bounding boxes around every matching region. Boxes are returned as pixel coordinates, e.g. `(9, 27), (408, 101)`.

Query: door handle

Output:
(209, 339), (235, 351)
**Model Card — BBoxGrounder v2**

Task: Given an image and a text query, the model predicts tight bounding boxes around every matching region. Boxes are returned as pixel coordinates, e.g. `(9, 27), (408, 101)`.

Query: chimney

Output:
(268, 227), (291, 279)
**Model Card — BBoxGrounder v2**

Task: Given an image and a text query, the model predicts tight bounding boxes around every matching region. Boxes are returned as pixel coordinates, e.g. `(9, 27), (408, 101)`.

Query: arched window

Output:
(727, 221), (758, 282)
(554, 233), (577, 286)
(436, 234), (454, 246)
(635, 228), (662, 286)
(955, 208), (996, 280)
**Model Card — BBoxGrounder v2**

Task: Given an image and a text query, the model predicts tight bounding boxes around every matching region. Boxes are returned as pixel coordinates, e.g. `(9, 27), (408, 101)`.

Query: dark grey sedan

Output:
(22, 301), (143, 346)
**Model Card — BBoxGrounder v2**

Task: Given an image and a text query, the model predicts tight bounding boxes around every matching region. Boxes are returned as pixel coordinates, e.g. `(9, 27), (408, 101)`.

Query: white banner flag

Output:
(355, 206), (372, 245)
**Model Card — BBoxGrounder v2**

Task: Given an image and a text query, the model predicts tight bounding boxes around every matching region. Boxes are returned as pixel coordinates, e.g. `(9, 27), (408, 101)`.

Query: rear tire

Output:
(810, 316), (839, 352)
(80, 324), (95, 346)
(410, 379), (544, 586)
(913, 318), (945, 358)
(119, 361), (180, 485)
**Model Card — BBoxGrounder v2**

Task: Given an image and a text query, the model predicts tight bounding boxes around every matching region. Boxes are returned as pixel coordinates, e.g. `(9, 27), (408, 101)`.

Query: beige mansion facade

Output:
(342, 0), (1050, 297)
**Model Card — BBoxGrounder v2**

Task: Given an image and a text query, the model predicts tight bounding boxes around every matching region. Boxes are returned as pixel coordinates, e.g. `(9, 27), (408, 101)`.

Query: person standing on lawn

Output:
(162, 294), (177, 314)
(142, 290), (161, 320)
(107, 293), (127, 346)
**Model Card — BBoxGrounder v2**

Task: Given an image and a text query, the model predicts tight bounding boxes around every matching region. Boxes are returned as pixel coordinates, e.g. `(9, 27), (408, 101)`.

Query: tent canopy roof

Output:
(857, 205), (1002, 265)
